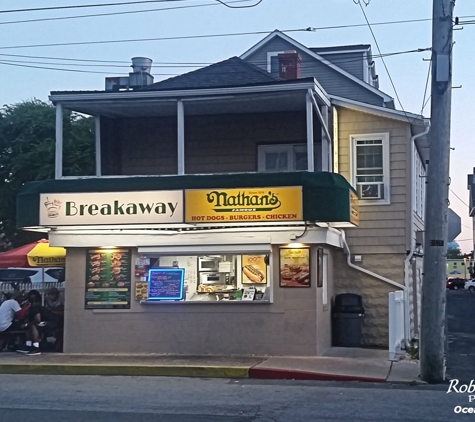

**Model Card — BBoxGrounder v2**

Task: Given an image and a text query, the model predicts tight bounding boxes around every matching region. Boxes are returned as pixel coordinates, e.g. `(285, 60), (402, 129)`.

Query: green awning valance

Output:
(17, 171), (358, 229)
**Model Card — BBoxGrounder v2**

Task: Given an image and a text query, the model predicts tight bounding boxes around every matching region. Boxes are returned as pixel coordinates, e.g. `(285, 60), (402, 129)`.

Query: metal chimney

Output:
(105, 57), (154, 91)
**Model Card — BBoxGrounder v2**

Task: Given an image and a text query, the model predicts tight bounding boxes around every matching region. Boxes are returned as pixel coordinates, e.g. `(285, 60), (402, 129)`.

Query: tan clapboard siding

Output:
(337, 107), (411, 254)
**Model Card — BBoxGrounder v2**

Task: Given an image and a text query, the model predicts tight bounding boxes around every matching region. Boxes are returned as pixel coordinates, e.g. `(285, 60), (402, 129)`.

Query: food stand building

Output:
(16, 31), (429, 355)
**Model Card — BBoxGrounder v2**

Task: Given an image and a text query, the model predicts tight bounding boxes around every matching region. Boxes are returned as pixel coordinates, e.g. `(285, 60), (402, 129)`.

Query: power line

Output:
(0, 61), (177, 75)
(450, 188), (470, 208)
(214, 0), (263, 7)
(0, 47), (427, 67)
(420, 59), (432, 115)
(0, 28), (311, 51)
(0, 0), (191, 14)
(0, 0), (253, 26)
(356, 1), (413, 123)
(0, 47), (430, 77)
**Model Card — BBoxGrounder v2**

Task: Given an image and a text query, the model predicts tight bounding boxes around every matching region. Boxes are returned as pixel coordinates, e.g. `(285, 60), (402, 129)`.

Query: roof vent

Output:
(105, 57), (154, 91)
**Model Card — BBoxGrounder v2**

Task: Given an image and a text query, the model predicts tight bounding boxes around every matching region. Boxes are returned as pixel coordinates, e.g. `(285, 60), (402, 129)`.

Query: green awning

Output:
(17, 171), (358, 228)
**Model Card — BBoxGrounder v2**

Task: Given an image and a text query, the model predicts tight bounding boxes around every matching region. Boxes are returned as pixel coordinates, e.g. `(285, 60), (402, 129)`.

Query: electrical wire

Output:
(450, 188), (470, 208)
(0, 47), (430, 77)
(420, 59), (432, 115)
(0, 61), (176, 75)
(0, 0), (191, 14)
(0, 0), (253, 26)
(356, 1), (417, 123)
(0, 47), (428, 68)
(0, 28), (311, 51)
(214, 0), (263, 8)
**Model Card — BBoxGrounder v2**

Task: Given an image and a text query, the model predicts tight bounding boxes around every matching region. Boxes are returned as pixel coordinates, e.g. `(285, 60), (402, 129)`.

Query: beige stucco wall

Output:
(333, 250), (404, 347)
(63, 245), (333, 356)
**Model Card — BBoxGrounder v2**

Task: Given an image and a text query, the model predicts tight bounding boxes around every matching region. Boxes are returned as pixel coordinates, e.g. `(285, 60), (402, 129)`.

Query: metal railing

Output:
(389, 290), (405, 361)
(0, 281), (64, 304)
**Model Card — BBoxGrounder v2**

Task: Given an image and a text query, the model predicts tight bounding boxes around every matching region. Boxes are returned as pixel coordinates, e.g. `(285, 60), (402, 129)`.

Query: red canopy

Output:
(0, 239), (66, 268)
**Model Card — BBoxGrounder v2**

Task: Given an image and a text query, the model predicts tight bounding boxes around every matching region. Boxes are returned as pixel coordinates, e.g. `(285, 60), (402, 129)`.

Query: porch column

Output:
(306, 89), (314, 172)
(177, 100), (185, 175)
(321, 105), (329, 171)
(55, 103), (63, 179)
(310, 93), (333, 172)
(95, 116), (101, 176)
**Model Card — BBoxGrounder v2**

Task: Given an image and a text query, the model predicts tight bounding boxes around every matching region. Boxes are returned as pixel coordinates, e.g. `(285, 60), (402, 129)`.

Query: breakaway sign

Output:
(40, 191), (183, 226)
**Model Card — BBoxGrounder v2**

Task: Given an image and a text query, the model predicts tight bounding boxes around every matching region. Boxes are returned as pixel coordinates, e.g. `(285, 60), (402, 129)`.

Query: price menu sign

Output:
(85, 248), (132, 309)
(147, 268), (185, 301)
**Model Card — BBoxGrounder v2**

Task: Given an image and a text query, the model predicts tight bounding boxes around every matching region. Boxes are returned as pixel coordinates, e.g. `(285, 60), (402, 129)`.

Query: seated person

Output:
(16, 290), (62, 355)
(0, 291), (28, 351)
(45, 287), (64, 313)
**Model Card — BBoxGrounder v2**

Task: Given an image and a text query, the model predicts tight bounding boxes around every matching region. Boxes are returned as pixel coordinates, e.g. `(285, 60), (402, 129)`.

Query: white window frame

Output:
(414, 151), (426, 220)
(350, 132), (390, 205)
(257, 144), (308, 172)
(266, 51), (285, 73)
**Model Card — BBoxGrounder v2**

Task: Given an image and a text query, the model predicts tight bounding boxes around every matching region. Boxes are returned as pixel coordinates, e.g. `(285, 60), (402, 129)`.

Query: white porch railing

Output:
(389, 290), (405, 361)
(0, 282), (64, 304)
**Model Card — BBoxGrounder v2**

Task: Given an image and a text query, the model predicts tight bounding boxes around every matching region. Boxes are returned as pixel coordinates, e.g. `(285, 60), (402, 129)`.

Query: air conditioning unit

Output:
(357, 183), (384, 199)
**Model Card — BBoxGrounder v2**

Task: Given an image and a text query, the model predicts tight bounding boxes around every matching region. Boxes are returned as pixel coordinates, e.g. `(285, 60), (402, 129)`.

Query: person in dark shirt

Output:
(17, 290), (60, 355)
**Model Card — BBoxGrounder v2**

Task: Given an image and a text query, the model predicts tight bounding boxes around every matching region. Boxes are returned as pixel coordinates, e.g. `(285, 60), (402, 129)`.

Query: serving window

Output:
(135, 253), (271, 303)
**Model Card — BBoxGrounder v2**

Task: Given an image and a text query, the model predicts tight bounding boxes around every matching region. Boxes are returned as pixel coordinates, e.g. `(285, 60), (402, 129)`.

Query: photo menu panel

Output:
(85, 249), (132, 309)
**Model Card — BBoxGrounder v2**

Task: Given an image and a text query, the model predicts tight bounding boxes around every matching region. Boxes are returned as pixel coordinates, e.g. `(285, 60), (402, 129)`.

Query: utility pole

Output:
(420, 0), (454, 383)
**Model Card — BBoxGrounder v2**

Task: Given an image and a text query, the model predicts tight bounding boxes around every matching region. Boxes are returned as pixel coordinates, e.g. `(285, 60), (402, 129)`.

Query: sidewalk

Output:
(0, 347), (421, 384)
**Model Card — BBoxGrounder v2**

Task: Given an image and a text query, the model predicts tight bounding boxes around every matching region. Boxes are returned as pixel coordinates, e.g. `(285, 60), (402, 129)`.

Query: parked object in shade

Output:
(332, 294), (365, 348)
(446, 277), (467, 290)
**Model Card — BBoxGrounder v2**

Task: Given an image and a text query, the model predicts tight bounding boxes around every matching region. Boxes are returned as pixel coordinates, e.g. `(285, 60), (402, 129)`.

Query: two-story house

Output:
(17, 31), (429, 355)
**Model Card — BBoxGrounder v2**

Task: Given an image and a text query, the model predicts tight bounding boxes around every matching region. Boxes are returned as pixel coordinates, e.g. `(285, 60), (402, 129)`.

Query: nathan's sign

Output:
(185, 187), (302, 223)
(39, 191), (183, 226)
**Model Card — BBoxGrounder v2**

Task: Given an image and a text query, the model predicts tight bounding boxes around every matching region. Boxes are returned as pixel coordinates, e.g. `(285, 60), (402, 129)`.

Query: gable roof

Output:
(141, 56), (279, 91)
(240, 30), (393, 105)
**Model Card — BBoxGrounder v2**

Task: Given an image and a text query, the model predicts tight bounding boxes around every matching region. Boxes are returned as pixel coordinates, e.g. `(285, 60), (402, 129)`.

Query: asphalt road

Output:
(0, 374), (465, 422)
(446, 288), (475, 381)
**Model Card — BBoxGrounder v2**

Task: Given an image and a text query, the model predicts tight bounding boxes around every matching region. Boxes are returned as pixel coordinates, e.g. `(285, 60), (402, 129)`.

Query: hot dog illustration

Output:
(243, 265), (264, 283)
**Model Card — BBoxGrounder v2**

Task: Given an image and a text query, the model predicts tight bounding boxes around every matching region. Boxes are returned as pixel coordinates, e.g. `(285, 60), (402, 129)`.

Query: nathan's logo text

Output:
(206, 191), (281, 213)
(65, 201), (178, 217)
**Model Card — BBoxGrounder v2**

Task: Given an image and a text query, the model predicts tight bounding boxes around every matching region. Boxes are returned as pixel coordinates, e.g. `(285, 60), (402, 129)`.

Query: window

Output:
(350, 133), (390, 203)
(258, 144), (309, 172)
(414, 152), (426, 219)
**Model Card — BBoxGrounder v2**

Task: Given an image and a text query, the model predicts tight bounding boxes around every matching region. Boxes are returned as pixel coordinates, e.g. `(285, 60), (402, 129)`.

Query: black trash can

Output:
(332, 293), (365, 347)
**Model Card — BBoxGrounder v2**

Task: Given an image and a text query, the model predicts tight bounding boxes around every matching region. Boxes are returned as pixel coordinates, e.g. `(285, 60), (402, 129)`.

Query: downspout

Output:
(403, 120), (431, 344)
(338, 227), (408, 348)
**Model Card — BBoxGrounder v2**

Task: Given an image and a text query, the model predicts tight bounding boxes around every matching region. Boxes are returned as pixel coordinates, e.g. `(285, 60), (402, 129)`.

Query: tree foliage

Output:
(0, 99), (95, 249)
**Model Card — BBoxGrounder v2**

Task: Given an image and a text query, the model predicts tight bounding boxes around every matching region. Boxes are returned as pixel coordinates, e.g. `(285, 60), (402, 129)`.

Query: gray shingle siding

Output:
(243, 37), (385, 107)
(317, 52), (365, 81)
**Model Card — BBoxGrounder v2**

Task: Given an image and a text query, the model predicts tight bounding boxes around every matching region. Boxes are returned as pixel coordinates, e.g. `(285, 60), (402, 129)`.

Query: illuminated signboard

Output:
(147, 268), (185, 301)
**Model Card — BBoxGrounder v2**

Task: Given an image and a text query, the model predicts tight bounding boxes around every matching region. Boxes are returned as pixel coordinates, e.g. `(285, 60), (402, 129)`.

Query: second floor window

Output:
(258, 144), (308, 172)
(351, 133), (390, 203)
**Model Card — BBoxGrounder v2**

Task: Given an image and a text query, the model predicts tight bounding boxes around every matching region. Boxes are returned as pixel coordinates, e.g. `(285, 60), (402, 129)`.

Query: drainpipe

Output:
(403, 120), (431, 344)
(338, 228), (408, 348)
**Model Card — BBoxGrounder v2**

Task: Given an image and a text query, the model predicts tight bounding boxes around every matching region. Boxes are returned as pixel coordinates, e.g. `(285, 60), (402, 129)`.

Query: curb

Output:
(248, 367), (386, 383)
(0, 364), (250, 378)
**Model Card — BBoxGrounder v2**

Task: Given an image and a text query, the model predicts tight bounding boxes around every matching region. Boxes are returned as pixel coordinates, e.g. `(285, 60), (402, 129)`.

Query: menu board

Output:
(279, 248), (310, 288)
(242, 255), (267, 284)
(85, 249), (132, 309)
(147, 268), (185, 301)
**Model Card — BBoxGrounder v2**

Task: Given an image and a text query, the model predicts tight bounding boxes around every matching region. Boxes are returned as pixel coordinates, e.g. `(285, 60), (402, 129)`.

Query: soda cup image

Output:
(44, 197), (62, 218)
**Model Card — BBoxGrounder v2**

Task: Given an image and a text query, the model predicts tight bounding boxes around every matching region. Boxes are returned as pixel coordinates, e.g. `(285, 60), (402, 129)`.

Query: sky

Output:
(0, 0), (473, 252)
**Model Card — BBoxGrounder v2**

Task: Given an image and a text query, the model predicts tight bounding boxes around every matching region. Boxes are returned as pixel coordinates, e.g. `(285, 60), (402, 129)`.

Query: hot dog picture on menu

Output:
(241, 255), (267, 284)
